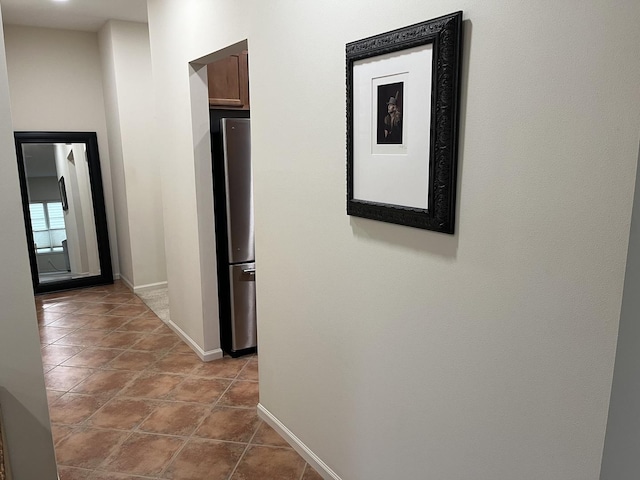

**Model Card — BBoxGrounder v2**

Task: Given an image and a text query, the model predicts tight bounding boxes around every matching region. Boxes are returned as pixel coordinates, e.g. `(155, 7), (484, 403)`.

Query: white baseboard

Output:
(133, 281), (168, 294)
(257, 404), (341, 480)
(166, 319), (223, 362)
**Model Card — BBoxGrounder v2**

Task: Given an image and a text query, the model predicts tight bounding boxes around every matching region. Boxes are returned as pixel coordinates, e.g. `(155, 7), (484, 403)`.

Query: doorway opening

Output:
(189, 41), (256, 358)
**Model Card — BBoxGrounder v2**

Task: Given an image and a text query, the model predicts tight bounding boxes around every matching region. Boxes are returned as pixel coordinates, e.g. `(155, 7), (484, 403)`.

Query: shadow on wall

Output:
(0, 387), (56, 480)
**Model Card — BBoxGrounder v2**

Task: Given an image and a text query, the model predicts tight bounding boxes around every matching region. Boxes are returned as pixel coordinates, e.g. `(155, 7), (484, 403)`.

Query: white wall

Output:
(97, 21), (133, 285)
(0, 11), (58, 480)
(71, 143), (100, 275)
(3, 25), (120, 278)
(148, 1), (250, 353)
(148, 1), (640, 479)
(99, 20), (166, 290)
(54, 143), (100, 276)
(600, 141), (640, 478)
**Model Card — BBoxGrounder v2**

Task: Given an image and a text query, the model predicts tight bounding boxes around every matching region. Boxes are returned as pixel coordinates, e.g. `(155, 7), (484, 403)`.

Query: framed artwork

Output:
(58, 176), (68, 211)
(346, 11), (463, 233)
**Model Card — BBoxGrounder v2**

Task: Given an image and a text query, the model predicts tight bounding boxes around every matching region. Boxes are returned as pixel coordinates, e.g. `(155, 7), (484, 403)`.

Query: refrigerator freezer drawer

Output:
(229, 262), (257, 351)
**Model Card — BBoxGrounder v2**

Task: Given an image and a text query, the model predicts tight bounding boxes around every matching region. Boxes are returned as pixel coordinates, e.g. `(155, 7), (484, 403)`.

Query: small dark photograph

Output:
(377, 82), (404, 144)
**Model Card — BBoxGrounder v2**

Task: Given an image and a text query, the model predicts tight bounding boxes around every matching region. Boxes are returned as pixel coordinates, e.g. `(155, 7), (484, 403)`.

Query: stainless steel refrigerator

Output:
(211, 112), (256, 357)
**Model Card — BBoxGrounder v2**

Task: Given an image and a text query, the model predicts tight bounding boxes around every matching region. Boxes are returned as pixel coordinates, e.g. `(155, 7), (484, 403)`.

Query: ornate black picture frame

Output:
(346, 11), (463, 233)
(58, 175), (68, 211)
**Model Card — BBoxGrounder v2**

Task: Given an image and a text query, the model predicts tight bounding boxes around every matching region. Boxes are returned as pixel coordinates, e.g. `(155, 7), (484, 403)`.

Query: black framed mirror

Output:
(14, 131), (113, 294)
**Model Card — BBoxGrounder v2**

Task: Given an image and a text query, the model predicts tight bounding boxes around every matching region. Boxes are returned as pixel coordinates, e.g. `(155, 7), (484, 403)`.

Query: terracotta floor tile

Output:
(38, 309), (65, 325)
(109, 283), (132, 293)
(302, 464), (325, 480)
(101, 293), (139, 304)
(70, 291), (110, 302)
(91, 472), (154, 479)
(101, 433), (184, 476)
(52, 424), (76, 446)
(40, 326), (76, 344)
(43, 363), (57, 373)
(218, 380), (259, 408)
(190, 357), (248, 379)
(45, 302), (86, 314)
(63, 348), (125, 368)
(135, 310), (163, 320)
(166, 377), (230, 404)
(194, 407), (259, 443)
(75, 303), (122, 315)
(132, 334), (180, 352)
(138, 402), (209, 436)
(55, 427), (127, 469)
(230, 445), (305, 480)
(88, 397), (157, 430)
(47, 389), (66, 404)
(49, 393), (105, 424)
(170, 342), (195, 355)
(35, 283), (311, 480)
(82, 315), (130, 331)
(117, 316), (164, 333)
(108, 304), (149, 317)
(48, 314), (93, 329)
(126, 295), (146, 305)
(97, 332), (147, 349)
(162, 438), (245, 480)
(57, 466), (93, 480)
(55, 329), (110, 347)
(41, 345), (85, 365)
(45, 366), (94, 391)
(109, 351), (164, 371)
(252, 422), (290, 448)
(118, 372), (185, 399)
(238, 361), (259, 381)
(41, 291), (74, 301)
(150, 352), (201, 375)
(70, 370), (138, 397)
(152, 323), (174, 335)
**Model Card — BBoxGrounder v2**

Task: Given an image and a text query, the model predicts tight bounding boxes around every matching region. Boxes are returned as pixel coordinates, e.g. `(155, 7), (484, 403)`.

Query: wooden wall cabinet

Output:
(207, 51), (249, 110)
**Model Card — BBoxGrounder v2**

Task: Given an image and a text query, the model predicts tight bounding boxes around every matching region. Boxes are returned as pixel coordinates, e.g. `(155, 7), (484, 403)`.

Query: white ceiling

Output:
(0, 0), (148, 32)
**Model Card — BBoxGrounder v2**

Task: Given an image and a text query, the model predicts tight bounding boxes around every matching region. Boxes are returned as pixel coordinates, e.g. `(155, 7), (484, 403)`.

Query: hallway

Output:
(36, 282), (321, 480)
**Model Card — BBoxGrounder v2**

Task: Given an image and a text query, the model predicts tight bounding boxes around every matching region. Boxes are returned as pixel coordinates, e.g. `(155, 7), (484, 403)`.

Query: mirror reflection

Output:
(22, 142), (101, 284)
(15, 131), (112, 294)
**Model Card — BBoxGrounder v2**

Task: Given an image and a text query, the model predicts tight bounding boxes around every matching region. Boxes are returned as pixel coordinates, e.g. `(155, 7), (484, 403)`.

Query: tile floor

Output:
(36, 281), (323, 480)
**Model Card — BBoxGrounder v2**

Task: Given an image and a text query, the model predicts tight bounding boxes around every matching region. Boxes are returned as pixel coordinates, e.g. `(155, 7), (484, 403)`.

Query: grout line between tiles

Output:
(300, 462), (309, 480)
(226, 413), (262, 480)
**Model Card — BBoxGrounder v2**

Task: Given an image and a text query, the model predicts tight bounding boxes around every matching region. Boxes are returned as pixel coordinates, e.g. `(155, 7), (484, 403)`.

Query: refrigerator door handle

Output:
(242, 268), (256, 275)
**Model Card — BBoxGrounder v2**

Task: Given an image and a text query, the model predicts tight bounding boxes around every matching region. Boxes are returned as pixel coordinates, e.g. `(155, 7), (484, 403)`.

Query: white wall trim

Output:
(257, 404), (342, 480)
(167, 319), (223, 362)
(133, 281), (168, 294)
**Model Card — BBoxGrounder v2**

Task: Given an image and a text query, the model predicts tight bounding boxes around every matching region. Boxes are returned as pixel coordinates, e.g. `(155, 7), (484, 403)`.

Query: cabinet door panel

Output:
(208, 52), (249, 110)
